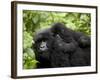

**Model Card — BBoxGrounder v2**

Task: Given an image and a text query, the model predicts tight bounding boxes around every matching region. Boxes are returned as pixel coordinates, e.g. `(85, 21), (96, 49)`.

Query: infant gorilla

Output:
(33, 23), (91, 68)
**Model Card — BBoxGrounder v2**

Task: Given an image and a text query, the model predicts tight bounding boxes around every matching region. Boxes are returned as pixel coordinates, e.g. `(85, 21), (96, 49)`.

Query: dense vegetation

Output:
(23, 10), (91, 69)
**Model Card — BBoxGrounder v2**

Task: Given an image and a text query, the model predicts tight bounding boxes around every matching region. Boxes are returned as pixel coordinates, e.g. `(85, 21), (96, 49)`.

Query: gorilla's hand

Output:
(78, 36), (90, 48)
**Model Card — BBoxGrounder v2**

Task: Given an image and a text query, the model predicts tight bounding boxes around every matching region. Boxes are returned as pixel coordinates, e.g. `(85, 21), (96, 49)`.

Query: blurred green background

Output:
(23, 10), (91, 69)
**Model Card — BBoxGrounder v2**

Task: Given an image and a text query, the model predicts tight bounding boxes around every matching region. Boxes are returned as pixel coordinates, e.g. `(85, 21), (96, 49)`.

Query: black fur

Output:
(33, 22), (91, 68)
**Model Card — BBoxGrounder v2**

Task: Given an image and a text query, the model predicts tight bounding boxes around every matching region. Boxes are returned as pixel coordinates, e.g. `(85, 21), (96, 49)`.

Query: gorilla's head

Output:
(33, 28), (54, 53)
(33, 28), (55, 68)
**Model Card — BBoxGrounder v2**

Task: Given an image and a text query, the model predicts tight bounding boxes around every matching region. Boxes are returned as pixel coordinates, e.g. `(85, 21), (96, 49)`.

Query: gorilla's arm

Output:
(53, 34), (77, 52)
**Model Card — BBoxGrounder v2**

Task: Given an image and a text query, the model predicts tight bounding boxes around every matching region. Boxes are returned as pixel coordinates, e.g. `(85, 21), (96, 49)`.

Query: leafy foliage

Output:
(23, 10), (91, 69)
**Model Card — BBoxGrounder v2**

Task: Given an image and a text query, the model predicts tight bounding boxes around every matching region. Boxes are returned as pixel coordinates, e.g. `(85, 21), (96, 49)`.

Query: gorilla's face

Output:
(34, 32), (54, 53)
(35, 38), (50, 52)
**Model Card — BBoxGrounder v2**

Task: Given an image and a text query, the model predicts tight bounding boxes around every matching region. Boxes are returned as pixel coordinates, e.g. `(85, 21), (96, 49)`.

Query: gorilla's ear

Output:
(32, 43), (35, 50)
(31, 39), (36, 50)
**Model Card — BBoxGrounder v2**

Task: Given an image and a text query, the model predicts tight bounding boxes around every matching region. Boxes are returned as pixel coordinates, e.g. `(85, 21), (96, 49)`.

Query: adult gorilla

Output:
(33, 22), (91, 68)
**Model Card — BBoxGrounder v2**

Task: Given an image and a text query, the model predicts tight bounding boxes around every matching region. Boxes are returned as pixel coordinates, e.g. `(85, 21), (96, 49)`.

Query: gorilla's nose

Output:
(40, 41), (48, 51)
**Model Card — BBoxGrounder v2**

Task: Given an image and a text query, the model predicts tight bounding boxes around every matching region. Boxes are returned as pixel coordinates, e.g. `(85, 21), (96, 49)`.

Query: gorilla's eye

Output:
(40, 41), (48, 51)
